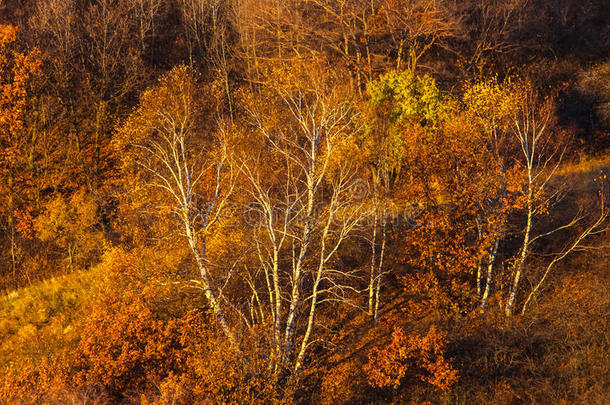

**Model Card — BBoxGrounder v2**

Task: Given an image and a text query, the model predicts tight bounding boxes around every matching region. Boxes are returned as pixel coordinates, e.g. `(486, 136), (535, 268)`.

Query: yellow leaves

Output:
(0, 25), (18, 47)
(463, 76), (520, 132)
(34, 189), (104, 270)
(115, 65), (203, 156)
(368, 70), (450, 125)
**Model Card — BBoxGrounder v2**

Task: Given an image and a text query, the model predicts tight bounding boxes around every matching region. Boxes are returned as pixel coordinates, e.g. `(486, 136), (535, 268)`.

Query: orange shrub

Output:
(320, 359), (365, 405)
(365, 326), (458, 391)
(74, 292), (208, 397)
(74, 289), (281, 403)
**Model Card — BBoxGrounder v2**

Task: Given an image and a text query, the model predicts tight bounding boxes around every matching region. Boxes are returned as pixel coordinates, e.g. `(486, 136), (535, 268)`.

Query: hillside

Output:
(0, 0), (608, 403)
(1, 210), (608, 403)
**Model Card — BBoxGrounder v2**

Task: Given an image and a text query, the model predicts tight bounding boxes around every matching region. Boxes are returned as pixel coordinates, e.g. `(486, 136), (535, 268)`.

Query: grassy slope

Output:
(0, 268), (99, 372)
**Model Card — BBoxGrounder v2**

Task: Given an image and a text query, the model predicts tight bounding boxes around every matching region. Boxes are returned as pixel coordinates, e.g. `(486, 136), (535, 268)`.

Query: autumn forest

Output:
(0, 0), (609, 403)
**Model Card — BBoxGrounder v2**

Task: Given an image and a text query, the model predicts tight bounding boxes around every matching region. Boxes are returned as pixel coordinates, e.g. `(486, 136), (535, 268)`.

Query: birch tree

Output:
(363, 70), (456, 321)
(520, 185), (609, 314)
(463, 78), (523, 310)
(358, 100), (402, 324)
(239, 60), (368, 377)
(504, 82), (565, 316)
(115, 65), (239, 347)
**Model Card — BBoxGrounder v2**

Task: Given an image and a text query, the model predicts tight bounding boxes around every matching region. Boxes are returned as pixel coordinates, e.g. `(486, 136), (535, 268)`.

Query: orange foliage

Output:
(74, 292), (206, 396)
(0, 24), (42, 286)
(0, 3), (606, 404)
(365, 326), (458, 391)
(0, 358), (71, 403)
(69, 257), (280, 403)
(320, 359), (365, 405)
(401, 272), (476, 319)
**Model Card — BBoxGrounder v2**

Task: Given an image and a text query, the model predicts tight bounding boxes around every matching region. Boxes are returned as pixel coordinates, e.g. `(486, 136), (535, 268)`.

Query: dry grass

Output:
(0, 267), (99, 372)
(556, 154), (610, 192)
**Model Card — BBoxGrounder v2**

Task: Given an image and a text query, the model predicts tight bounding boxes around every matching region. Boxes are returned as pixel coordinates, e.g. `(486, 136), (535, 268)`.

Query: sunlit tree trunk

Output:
(373, 219), (386, 324)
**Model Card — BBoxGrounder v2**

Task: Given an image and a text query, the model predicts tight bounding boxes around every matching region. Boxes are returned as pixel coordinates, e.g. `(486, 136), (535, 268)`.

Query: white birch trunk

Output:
(481, 232), (500, 310)
(368, 209), (378, 316)
(183, 215), (237, 347)
(373, 221), (386, 324)
(505, 185), (533, 316)
(293, 225), (329, 376)
(283, 131), (320, 365)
